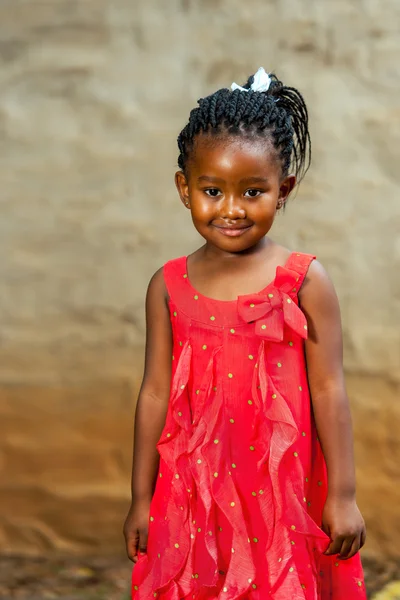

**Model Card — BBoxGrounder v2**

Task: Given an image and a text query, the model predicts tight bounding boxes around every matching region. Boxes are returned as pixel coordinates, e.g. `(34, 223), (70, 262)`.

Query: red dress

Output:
(132, 252), (366, 600)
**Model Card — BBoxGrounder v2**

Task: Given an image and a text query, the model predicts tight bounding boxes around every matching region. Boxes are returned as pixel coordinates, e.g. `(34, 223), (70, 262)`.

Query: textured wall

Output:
(0, 0), (399, 557)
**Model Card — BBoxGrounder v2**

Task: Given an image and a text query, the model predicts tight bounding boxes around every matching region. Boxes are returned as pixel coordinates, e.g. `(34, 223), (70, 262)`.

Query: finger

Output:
(344, 536), (361, 560)
(126, 537), (139, 563)
(324, 536), (344, 556)
(360, 528), (367, 549)
(138, 529), (149, 555)
(339, 536), (356, 560)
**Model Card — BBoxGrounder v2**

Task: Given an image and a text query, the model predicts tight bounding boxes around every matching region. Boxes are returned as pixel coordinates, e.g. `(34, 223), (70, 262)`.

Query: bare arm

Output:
(131, 267), (172, 501)
(299, 260), (366, 559)
(124, 267), (172, 561)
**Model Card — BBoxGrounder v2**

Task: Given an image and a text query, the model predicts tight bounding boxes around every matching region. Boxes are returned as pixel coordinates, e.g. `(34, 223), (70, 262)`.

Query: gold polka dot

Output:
(175, 473), (179, 478)
(214, 439), (219, 444)
(232, 463), (236, 468)
(304, 324), (308, 330)
(249, 445), (255, 451)
(194, 295), (199, 300)
(197, 527), (201, 532)
(231, 547), (235, 553)
(230, 501), (235, 507)
(272, 393), (277, 399)
(250, 303), (255, 308)
(278, 558), (282, 562)
(223, 587), (228, 593)
(228, 373), (233, 378)
(229, 418), (235, 423)
(294, 452), (299, 457)
(219, 526), (223, 531)
(253, 537), (258, 543)
(259, 489), (264, 494)
(248, 578), (252, 583)
(305, 477), (309, 482)
(173, 311), (177, 316)
(150, 516), (154, 521)
(318, 480), (322, 486)
(183, 274), (188, 278)
(291, 540), (295, 545)
(134, 585), (138, 590)
(289, 341), (293, 346)
(197, 459), (202, 464)
(166, 433), (171, 437)
(213, 472), (218, 477)
(213, 386), (217, 392)
(194, 573), (199, 578)
(180, 384), (185, 390)
(179, 341), (183, 346)
(228, 471), (232, 475)
(210, 315), (215, 321)
(252, 584), (257, 589)
(302, 431), (306, 436)
(172, 355), (174, 360)
(196, 389), (200, 394)
(357, 582), (362, 587)
(248, 399), (253, 405)
(289, 567), (294, 572)
(299, 386), (302, 391)
(287, 298), (292, 304)
(268, 293), (274, 298)
(291, 525), (296, 530)
(209, 531), (212, 535)
(230, 328), (235, 334)
(303, 497), (307, 502)
(277, 362), (282, 368)
(174, 543), (179, 548)
(261, 324), (267, 330)
(154, 593), (158, 597)
(252, 491), (257, 496)
(157, 552), (161, 558)
(248, 354), (254, 360)
(178, 411), (182, 416)
(202, 344), (207, 350)
(335, 562), (339, 567)
(301, 584), (306, 589)
(159, 472), (162, 477)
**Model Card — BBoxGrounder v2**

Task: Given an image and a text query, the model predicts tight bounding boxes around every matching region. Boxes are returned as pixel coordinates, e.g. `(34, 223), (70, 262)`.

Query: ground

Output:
(0, 555), (398, 599)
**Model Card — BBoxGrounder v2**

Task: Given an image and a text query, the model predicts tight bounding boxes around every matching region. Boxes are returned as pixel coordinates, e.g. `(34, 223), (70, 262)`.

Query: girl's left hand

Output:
(322, 495), (367, 559)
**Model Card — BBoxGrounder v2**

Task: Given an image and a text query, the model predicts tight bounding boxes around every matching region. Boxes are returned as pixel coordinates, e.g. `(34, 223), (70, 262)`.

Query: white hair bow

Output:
(231, 67), (271, 93)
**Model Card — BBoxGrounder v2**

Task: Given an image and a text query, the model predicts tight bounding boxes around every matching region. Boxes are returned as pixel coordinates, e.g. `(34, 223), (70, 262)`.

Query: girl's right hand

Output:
(123, 499), (151, 563)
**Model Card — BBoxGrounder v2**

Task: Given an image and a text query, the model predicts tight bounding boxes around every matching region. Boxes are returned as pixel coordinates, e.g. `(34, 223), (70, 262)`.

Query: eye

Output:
(244, 189), (263, 198)
(204, 188), (222, 197)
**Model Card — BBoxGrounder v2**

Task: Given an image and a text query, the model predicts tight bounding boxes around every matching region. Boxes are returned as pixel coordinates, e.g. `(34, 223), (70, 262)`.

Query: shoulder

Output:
(299, 259), (340, 313)
(146, 266), (168, 304)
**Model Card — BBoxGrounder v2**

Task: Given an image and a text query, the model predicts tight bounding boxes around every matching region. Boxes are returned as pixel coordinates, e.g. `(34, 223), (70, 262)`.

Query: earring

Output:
(277, 201), (283, 210)
(185, 202), (189, 207)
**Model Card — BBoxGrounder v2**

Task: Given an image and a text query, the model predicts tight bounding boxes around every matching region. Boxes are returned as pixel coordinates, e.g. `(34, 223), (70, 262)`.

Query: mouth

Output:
(213, 224), (253, 237)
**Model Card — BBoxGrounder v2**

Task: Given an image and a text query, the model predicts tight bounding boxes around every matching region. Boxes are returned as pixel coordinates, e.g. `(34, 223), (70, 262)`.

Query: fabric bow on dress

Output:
(237, 265), (309, 342)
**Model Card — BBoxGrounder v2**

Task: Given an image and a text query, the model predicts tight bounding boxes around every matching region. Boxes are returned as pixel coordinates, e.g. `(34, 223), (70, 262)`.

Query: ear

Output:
(175, 171), (191, 209)
(277, 174), (296, 209)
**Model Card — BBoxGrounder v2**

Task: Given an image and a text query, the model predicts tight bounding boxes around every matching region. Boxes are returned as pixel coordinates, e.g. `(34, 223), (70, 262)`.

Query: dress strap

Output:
(163, 256), (188, 300)
(285, 252), (316, 292)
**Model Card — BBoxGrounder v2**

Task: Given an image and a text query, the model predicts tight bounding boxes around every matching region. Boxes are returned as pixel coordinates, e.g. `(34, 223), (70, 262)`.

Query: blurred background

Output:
(0, 0), (399, 598)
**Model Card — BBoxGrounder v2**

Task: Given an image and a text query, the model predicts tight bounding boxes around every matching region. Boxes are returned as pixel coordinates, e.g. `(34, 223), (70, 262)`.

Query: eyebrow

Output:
(197, 176), (269, 184)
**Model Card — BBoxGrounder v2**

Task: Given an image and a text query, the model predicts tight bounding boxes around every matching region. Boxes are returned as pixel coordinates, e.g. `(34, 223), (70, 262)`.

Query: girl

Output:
(123, 67), (367, 599)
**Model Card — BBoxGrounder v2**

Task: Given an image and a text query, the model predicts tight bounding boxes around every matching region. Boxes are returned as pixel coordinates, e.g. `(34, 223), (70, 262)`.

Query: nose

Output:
(221, 193), (246, 220)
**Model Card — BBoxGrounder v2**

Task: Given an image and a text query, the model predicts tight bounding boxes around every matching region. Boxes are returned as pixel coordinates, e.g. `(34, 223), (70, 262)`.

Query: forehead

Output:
(190, 134), (279, 179)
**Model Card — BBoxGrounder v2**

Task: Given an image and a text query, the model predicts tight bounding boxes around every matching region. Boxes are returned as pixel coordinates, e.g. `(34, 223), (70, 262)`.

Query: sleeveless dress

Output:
(131, 252), (366, 600)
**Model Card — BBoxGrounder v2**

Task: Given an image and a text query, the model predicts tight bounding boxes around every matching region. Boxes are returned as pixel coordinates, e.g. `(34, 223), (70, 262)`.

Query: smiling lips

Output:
(213, 223), (253, 237)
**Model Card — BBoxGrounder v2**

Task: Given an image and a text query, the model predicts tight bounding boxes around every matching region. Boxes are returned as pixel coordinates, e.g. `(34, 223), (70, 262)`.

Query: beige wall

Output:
(0, 0), (399, 557)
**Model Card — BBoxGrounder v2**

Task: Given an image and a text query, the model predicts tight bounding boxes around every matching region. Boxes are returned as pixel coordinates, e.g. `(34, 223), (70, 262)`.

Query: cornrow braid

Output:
(177, 72), (311, 188)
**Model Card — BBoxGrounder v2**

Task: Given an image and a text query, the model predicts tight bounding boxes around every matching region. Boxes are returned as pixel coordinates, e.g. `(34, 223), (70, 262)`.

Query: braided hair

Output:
(177, 72), (311, 187)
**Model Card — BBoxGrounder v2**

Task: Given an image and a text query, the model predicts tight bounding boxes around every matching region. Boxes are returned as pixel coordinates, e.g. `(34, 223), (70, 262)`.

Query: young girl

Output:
(123, 67), (367, 599)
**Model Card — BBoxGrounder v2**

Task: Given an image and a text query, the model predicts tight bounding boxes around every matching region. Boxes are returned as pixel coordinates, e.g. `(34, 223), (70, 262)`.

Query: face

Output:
(175, 135), (296, 255)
